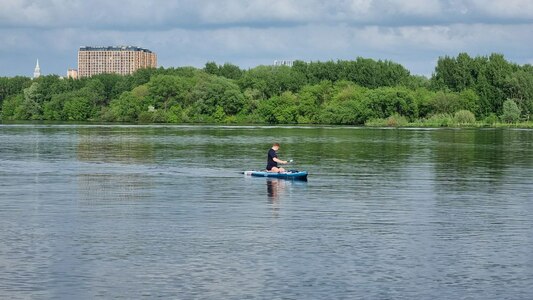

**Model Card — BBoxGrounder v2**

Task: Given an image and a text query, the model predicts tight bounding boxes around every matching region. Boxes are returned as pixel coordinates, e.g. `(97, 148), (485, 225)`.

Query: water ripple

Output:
(1, 125), (532, 299)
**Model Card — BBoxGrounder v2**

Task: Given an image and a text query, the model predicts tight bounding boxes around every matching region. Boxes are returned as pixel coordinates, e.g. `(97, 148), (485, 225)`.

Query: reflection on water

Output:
(77, 173), (152, 203)
(266, 179), (286, 217)
(265, 179), (309, 218)
(76, 127), (156, 164)
(1, 125), (533, 299)
(266, 179), (286, 200)
(431, 129), (532, 194)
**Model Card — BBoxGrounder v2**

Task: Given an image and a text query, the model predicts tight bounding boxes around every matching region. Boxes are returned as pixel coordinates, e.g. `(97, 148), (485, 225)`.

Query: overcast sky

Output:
(1, 0), (532, 77)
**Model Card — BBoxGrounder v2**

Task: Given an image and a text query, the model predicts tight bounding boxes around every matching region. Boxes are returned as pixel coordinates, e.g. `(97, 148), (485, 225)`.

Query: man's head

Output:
(272, 143), (280, 151)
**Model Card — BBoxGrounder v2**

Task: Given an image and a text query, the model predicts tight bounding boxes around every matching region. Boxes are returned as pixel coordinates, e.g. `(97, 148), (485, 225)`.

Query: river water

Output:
(1, 124), (532, 299)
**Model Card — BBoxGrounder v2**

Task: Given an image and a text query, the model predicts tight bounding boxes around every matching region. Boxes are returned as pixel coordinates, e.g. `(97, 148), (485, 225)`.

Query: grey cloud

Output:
(1, 0), (533, 30)
(1, 0), (532, 77)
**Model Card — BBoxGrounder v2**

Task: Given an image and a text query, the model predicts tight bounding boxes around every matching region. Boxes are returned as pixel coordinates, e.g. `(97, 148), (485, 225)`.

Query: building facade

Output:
(67, 68), (78, 79)
(273, 60), (294, 67)
(77, 46), (157, 78)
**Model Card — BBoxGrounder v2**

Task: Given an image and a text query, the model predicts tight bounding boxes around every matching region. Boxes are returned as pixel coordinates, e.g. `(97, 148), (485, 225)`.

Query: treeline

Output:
(1, 53), (532, 125)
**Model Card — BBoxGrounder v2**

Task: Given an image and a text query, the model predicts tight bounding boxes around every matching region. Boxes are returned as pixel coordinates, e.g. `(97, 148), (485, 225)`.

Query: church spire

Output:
(33, 59), (41, 79)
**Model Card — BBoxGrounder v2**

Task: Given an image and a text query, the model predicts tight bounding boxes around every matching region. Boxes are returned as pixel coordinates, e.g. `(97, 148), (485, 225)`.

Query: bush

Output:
(167, 105), (183, 123)
(425, 113), (454, 127)
(500, 99), (521, 123)
(223, 115), (238, 123)
(212, 106), (226, 122)
(137, 111), (152, 123)
(151, 110), (170, 123)
(320, 100), (371, 125)
(453, 110), (476, 125)
(386, 114), (409, 127)
(430, 92), (460, 114)
(365, 114), (409, 127)
(484, 113), (499, 126)
(297, 115), (312, 124)
(365, 118), (387, 127)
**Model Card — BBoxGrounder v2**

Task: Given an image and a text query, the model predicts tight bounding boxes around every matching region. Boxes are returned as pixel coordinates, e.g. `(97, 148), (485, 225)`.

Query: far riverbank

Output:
(2, 119), (533, 129)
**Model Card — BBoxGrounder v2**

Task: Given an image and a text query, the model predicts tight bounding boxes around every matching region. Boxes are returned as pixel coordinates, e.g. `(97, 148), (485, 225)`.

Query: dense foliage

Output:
(2, 54), (532, 126)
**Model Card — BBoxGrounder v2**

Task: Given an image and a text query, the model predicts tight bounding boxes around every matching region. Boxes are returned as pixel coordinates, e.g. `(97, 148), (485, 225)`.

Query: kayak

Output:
(244, 170), (308, 181)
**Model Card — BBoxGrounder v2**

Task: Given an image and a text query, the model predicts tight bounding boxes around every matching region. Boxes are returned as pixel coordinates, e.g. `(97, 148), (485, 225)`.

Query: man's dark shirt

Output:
(266, 148), (278, 170)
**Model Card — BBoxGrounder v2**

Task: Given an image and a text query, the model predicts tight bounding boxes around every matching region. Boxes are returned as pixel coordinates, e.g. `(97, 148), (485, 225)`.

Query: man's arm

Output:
(273, 157), (288, 164)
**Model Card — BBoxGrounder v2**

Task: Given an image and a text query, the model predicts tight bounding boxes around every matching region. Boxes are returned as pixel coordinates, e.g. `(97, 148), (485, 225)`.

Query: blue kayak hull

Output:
(245, 170), (308, 181)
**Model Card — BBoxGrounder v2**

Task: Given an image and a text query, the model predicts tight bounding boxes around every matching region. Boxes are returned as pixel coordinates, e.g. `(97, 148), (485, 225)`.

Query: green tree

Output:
(191, 75), (245, 117)
(483, 54), (515, 114)
(108, 90), (146, 122)
(338, 58), (410, 88)
(432, 53), (475, 92)
(204, 62), (219, 76)
(364, 87), (418, 120)
(22, 82), (44, 119)
(402, 75), (431, 90)
(1, 94), (24, 120)
(412, 88), (435, 119)
(148, 75), (181, 110)
(63, 96), (93, 121)
(83, 79), (106, 107)
(458, 89), (480, 116)
(305, 60), (341, 84)
(429, 89), (479, 116)
(319, 82), (371, 125)
(320, 99), (370, 125)
(161, 66), (200, 78)
(0, 76), (32, 106)
(91, 74), (127, 103)
(130, 67), (158, 86)
(500, 99), (521, 123)
(296, 81), (333, 123)
(431, 53), (518, 117)
(33, 75), (64, 103)
(430, 92), (461, 115)
(43, 93), (70, 120)
(505, 70), (533, 120)
(474, 72), (493, 117)
(238, 65), (306, 99)
(167, 104), (183, 123)
(219, 63), (243, 80)
(296, 58), (410, 88)
(257, 92), (298, 124)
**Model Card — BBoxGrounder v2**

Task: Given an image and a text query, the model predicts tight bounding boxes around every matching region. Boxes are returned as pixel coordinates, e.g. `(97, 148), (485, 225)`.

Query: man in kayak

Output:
(267, 143), (290, 173)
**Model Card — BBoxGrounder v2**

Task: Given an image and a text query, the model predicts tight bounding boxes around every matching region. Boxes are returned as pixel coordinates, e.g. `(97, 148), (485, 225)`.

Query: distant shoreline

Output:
(2, 54), (532, 127)
(2, 120), (533, 130)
